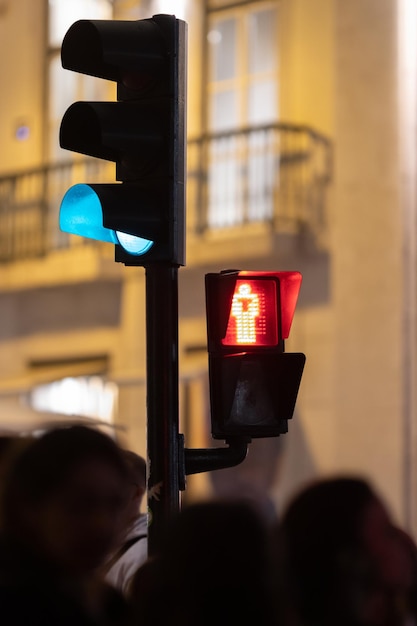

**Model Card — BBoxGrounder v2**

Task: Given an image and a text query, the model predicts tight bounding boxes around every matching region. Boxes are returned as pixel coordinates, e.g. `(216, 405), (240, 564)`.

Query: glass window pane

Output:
(48, 53), (115, 160)
(247, 130), (275, 221)
(48, 0), (113, 48)
(248, 80), (277, 124)
(208, 18), (237, 81)
(248, 9), (277, 74)
(210, 90), (238, 131)
(150, 0), (187, 20)
(49, 55), (78, 122)
(49, 56), (114, 128)
(208, 138), (244, 227)
(83, 74), (116, 101)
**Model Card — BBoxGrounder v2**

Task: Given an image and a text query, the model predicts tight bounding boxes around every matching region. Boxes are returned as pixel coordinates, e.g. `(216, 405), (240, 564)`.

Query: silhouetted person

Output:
(271, 476), (412, 626)
(0, 435), (30, 487)
(129, 498), (275, 626)
(389, 526), (417, 625)
(0, 425), (133, 626)
(103, 450), (148, 596)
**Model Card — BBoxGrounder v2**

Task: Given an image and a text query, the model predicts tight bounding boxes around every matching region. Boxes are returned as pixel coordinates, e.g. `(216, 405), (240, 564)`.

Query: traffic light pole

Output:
(146, 263), (181, 556)
(58, 15), (259, 555)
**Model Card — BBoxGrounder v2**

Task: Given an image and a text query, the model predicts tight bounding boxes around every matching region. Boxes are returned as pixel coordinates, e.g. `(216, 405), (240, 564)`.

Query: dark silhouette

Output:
(103, 449), (148, 596)
(0, 435), (32, 483)
(0, 425), (133, 626)
(270, 476), (413, 626)
(129, 498), (276, 626)
(389, 526), (417, 624)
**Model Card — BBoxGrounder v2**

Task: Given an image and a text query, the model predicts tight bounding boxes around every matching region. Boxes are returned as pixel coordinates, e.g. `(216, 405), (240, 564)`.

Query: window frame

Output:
(205, 0), (280, 133)
(44, 0), (114, 163)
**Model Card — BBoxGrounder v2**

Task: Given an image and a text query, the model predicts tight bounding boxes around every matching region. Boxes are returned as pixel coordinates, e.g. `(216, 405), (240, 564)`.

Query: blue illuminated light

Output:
(59, 183), (154, 256)
(116, 231), (154, 255)
(59, 184), (117, 243)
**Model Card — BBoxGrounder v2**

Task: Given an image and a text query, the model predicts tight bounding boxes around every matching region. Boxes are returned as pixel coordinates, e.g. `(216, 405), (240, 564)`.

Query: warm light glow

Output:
(30, 376), (117, 422)
(231, 283), (259, 344)
(223, 279), (278, 346)
(207, 30), (222, 45)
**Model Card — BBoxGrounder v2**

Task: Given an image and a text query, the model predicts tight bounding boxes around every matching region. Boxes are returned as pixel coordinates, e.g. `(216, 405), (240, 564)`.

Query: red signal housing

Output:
(206, 270), (302, 354)
(205, 269), (306, 440)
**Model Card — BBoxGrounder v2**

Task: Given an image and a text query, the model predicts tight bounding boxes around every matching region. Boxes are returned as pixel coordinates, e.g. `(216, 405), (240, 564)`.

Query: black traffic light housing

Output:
(205, 270), (306, 440)
(59, 14), (187, 266)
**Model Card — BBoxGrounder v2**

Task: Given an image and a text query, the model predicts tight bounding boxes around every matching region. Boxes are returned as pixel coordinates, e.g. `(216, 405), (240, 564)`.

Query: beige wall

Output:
(331, 0), (404, 523)
(0, 0), (45, 173)
(0, 0), (415, 531)
(275, 0), (407, 527)
(280, 0), (335, 135)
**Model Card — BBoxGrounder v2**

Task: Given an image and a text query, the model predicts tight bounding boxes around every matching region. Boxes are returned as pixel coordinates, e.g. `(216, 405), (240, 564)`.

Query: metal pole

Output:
(146, 263), (180, 556)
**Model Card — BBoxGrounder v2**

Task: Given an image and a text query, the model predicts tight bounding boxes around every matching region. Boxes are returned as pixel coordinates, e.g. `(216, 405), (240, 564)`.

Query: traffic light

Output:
(58, 14), (187, 266)
(205, 270), (306, 439)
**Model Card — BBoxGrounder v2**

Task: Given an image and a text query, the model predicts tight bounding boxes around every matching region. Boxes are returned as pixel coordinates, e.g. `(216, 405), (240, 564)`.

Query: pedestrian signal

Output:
(205, 270), (306, 440)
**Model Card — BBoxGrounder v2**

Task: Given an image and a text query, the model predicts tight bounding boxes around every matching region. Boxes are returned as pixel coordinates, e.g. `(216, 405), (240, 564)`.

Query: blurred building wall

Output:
(0, 0), (415, 533)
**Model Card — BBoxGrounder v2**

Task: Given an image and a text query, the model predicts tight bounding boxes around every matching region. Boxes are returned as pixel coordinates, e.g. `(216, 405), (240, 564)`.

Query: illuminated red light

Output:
(222, 279), (278, 346)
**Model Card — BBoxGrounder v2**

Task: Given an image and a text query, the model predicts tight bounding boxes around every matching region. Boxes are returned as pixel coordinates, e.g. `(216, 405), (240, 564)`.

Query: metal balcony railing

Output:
(0, 123), (332, 263)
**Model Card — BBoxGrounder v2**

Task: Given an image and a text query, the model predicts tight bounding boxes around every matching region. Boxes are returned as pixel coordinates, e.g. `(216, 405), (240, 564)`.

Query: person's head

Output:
(0, 435), (32, 480)
(1, 425), (130, 575)
(148, 499), (274, 626)
(161, 499), (269, 581)
(390, 526), (417, 621)
(272, 476), (406, 626)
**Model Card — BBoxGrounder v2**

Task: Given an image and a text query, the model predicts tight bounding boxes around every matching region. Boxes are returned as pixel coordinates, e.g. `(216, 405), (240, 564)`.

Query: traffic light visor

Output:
(222, 279), (278, 347)
(59, 183), (154, 255)
(60, 184), (117, 243)
(206, 270), (302, 352)
(238, 271), (302, 340)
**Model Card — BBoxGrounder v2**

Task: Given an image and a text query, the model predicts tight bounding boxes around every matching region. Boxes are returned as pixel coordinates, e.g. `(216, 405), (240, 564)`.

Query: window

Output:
(146, 0), (187, 20)
(206, 2), (279, 228)
(29, 375), (118, 423)
(47, 0), (114, 161)
(207, 2), (279, 131)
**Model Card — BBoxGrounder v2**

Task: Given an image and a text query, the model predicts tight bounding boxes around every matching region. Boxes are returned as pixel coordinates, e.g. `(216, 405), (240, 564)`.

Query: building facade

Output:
(0, 0), (416, 530)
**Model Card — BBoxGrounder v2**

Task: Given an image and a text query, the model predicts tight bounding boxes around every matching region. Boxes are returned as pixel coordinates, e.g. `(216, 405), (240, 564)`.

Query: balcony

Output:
(0, 123), (332, 265)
